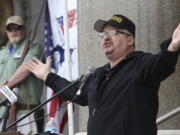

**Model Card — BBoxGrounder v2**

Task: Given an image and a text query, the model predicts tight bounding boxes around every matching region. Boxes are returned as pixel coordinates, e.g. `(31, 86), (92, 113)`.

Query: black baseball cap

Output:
(94, 14), (136, 37)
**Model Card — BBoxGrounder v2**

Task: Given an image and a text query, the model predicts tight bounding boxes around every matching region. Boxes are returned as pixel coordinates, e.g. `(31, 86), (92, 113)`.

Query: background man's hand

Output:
(0, 80), (8, 88)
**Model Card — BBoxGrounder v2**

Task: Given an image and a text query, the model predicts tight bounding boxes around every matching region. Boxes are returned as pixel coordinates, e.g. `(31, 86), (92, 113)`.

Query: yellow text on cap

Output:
(109, 16), (123, 23)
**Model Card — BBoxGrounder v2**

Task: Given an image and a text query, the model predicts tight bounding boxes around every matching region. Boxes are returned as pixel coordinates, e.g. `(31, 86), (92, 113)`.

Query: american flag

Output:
(57, 16), (64, 35)
(44, 1), (68, 133)
(45, 0), (78, 133)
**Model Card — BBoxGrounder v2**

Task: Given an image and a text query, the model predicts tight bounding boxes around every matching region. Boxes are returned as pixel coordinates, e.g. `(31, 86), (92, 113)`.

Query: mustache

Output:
(103, 40), (112, 45)
(10, 34), (19, 37)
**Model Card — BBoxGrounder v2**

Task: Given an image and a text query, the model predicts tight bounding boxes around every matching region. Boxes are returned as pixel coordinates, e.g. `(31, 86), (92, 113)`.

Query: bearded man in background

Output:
(0, 15), (44, 135)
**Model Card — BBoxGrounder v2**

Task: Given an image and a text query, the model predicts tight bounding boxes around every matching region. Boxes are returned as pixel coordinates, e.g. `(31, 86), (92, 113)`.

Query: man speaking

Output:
(27, 14), (180, 135)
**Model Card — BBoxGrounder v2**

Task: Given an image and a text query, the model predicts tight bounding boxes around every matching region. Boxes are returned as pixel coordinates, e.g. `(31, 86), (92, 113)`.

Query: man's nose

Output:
(103, 33), (111, 40)
(11, 28), (16, 32)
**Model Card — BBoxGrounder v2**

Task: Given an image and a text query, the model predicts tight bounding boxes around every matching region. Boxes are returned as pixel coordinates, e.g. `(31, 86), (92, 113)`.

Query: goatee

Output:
(9, 36), (22, 44)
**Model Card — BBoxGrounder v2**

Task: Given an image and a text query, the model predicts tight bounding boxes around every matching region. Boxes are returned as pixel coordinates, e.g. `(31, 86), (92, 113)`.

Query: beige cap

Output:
(6, 16), (24, 26)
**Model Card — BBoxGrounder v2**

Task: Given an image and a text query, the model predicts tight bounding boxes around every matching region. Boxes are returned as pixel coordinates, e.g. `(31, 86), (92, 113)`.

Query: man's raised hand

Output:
(27, 56), (51, 81)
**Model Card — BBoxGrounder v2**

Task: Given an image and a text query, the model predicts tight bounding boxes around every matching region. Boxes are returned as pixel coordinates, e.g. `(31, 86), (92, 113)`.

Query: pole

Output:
(156, 107), (180, 125)
(63, 0), (74, 135)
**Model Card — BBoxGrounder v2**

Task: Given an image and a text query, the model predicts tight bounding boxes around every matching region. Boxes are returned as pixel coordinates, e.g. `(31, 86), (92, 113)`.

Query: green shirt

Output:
(0, 40), (44, 114)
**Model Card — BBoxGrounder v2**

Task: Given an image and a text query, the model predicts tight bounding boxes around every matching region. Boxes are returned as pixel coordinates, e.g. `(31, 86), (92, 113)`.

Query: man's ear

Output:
(128, 36), (135, 47)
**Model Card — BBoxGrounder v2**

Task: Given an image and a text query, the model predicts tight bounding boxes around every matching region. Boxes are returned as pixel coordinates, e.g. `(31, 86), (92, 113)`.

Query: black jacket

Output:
(45, 39), (179, 135)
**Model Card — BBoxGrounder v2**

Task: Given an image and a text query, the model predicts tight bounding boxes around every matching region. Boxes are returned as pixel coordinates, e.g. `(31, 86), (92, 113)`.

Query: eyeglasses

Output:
(6, 25), (24, 32)
(99, 29), (132, 38)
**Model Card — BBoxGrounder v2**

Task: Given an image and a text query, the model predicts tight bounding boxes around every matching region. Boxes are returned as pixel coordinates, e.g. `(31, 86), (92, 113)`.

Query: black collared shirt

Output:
(45, 39), (179, 135)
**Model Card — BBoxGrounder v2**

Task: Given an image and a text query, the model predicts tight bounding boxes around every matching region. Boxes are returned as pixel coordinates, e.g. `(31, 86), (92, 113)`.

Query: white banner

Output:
(45, 0), (78, 133)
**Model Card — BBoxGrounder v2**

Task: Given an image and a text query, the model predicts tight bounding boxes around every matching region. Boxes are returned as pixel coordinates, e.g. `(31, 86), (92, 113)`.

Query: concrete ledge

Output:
(75, 132), (87, 135)
(158, 130), (180, 135)
(75, 130), (180, 135)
